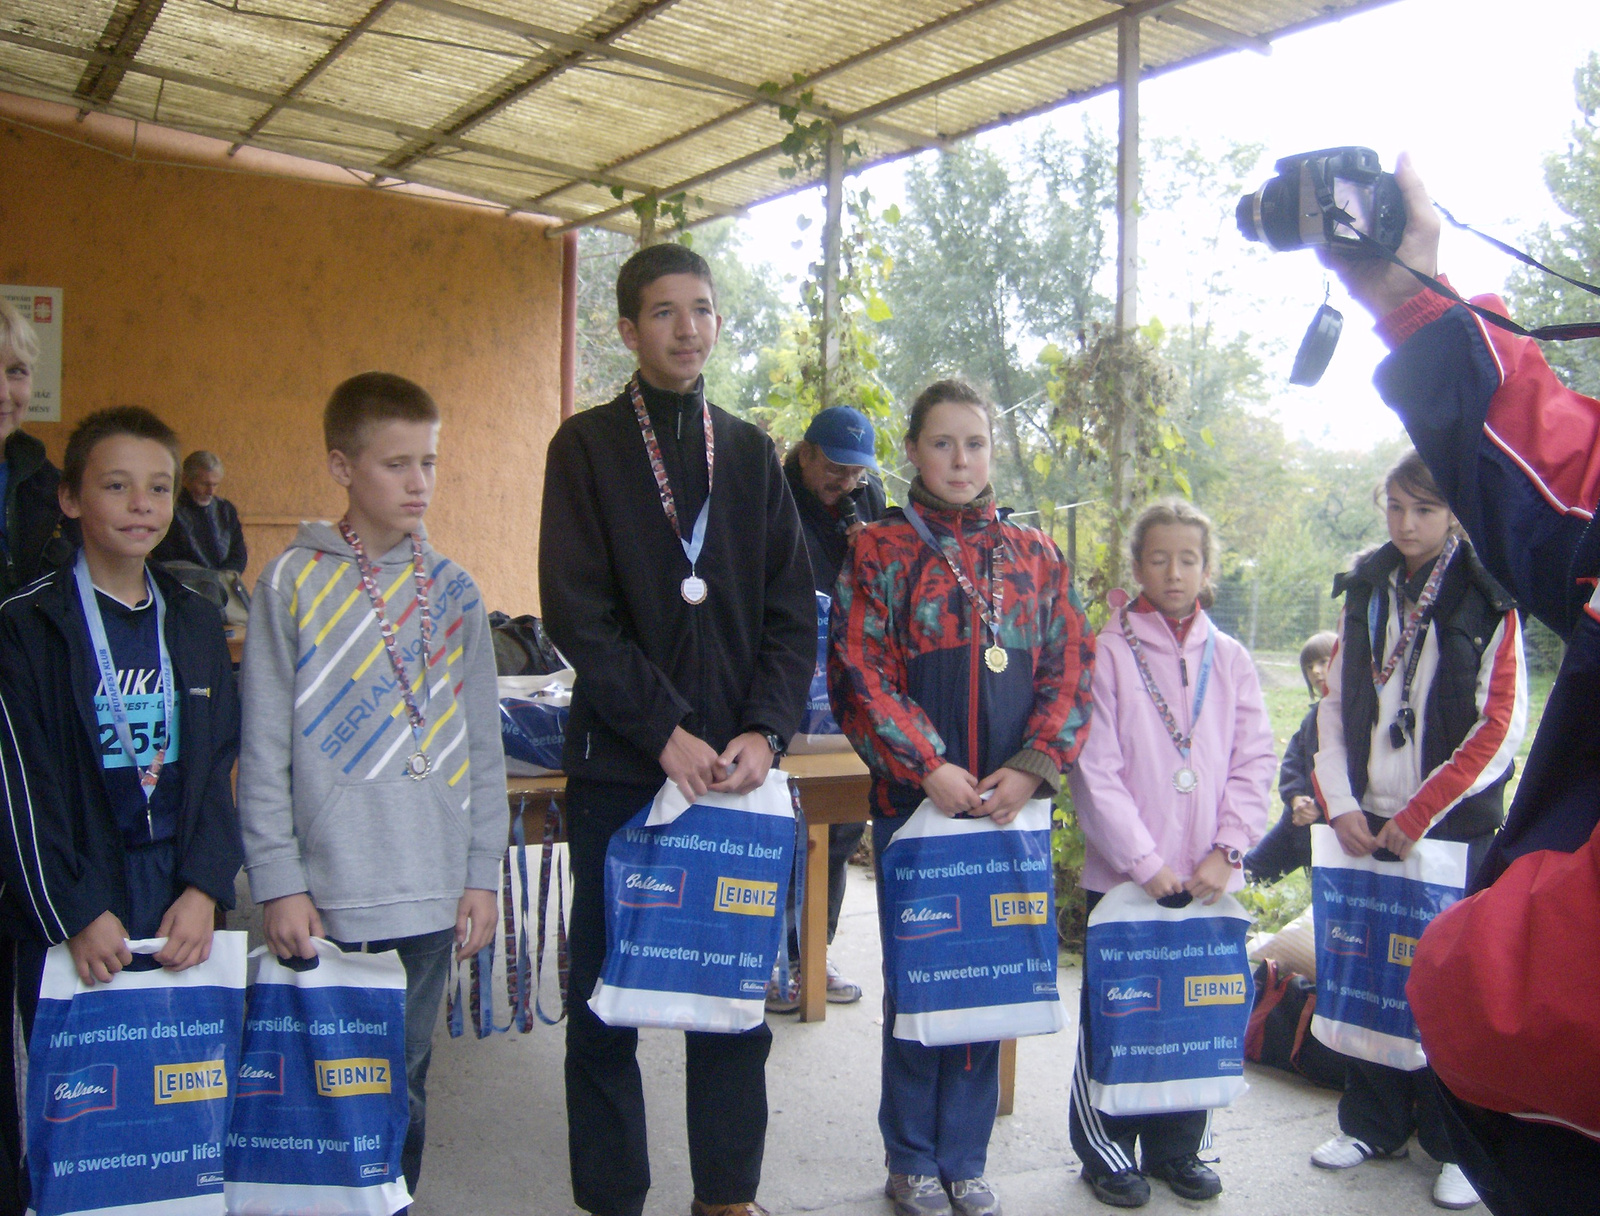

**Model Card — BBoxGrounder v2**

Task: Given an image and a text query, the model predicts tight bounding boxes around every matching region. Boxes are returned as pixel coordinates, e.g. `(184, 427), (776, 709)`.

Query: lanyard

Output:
(1120, 606), (1215, 763)
(339, 522), (435, 775)
(902, 500), (1005, 638)
(73, 551), (173, 807)
(1371, 535), (1457, 691)
(629, 375), (715, 581)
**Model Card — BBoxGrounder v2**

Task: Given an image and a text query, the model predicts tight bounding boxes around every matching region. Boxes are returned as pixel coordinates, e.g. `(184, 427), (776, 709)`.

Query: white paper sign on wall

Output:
(1, 286), (63, 423)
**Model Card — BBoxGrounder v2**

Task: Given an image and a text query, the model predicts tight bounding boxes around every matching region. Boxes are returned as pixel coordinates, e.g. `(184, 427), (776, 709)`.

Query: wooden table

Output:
(506, 754), (1017, 1115)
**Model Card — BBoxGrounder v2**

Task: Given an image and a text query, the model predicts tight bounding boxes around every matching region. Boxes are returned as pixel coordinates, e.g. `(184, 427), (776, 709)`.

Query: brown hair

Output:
(1379, 448), (1448, 508)
(324, 372), (439, 455)
(1128, 498), (1220, 609)
(905, 378), (992, 443)
(1300, 630), (1337, 694)
(616, 242), (716, 323)
(62, 406), (180, 494)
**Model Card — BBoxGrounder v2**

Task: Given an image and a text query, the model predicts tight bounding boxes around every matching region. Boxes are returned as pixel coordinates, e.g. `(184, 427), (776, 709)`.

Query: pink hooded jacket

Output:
(1069, 604), (1275, 893)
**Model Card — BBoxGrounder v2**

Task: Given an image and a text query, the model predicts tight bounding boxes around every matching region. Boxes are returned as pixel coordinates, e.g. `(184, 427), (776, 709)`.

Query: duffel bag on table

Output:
(879, 798), (1061, 1047)
(1309, 823), (1468, 1071)
(589, 769), (801, 1034)
(223, 940), (410, 1216)
(1083, 883), (1254, 1116)
(26, 932), (247, 1216)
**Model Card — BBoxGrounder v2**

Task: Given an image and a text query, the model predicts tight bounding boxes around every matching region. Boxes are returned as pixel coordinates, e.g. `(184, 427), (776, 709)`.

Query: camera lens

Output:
(1236, 174), (1305, 251)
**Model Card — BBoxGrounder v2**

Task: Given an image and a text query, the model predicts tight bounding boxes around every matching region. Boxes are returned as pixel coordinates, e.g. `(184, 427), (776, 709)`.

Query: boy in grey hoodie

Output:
(238, 372), (506, 1205)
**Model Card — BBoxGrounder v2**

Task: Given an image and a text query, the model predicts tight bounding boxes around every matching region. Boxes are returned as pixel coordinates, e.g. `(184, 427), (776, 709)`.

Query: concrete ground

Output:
(235, 862), (1457, 1216)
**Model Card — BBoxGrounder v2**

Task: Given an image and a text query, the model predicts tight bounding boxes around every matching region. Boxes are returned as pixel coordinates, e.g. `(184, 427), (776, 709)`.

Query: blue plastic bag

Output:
(879, 799), (1062, 1046)
(499, 694), (569, 775)
(789, 593), (851, 754)
(25, 931), (247, 1216)
(1082, 884), (1254, 1115)
(1309, 824), (1468, 1070)
(589, 770), (798, 1033)
(223, 940), (410, 1215)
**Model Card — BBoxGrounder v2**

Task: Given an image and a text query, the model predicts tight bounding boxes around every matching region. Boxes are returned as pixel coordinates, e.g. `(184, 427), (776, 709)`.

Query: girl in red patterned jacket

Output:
(829, 379), (1094, 1216)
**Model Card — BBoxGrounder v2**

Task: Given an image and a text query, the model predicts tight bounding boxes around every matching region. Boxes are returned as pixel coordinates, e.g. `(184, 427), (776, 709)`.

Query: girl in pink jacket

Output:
(1066, 499), (1275, 1209)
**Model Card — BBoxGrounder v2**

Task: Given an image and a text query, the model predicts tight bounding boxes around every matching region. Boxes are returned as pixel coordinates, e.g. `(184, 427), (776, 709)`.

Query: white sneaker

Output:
(1433, 1163), (1481, 1210)
(1310, 1134), (1407, 1169)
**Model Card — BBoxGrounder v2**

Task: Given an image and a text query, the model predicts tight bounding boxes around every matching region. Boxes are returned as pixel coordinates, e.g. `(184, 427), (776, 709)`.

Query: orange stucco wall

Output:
(0, 102), (561, 613)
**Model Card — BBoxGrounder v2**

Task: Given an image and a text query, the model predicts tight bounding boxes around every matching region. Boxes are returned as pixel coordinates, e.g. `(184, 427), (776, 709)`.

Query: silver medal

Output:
(681, 575), (707, 604)
(1173, 766), (1198, 795)
(406, 751), (433, 781)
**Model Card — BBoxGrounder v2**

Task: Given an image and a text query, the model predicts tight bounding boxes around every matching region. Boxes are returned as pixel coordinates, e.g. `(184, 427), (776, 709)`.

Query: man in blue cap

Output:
(774, 405), (887, 1011)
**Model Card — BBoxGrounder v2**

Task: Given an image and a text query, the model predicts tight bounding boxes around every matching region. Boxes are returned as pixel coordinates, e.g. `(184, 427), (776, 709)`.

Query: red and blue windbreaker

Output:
(827, 486), (1094, 817)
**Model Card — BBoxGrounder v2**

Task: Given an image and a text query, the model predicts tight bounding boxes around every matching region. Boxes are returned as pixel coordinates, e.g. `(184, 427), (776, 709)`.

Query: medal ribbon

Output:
(73, 551), (174, 815)
(339, 521), (434, 762)
(1120, 606), (1215, 764)
(1370, 534), (1459, 689)
(902, 500), (1005, 644)
(629, 375), (715, 577)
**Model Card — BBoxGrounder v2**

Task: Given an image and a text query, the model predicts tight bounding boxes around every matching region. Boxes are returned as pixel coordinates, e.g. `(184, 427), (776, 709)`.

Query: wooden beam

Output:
(1157, 9), (1272, 55)
(1115, 13), (1139, 334)
(818, 128), (845, 408)
(74, 0), (168, 108)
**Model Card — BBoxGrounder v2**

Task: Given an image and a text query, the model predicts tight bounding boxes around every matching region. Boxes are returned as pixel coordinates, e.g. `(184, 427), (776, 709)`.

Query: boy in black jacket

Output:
(1244, 630), (1335, 885)
(539, 243), (814, 1216)
(0, 407), (242, 1212)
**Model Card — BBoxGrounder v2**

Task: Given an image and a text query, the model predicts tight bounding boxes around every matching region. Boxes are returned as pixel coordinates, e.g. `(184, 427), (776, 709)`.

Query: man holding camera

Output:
(1323, 153), (1600, 1216)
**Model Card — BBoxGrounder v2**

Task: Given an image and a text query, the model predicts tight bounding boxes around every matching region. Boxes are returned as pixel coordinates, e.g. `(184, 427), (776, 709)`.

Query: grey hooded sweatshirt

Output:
(238, 522), (506, 941)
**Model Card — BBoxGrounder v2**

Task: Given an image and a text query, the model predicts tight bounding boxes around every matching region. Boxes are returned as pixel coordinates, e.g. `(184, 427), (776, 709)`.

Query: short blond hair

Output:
(0, 299), (39, 367)
(1129, 498), (1220, 608)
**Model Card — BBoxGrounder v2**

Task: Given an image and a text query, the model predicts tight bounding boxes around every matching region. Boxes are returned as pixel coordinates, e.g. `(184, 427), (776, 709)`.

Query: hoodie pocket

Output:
(302, 777), (472, 909)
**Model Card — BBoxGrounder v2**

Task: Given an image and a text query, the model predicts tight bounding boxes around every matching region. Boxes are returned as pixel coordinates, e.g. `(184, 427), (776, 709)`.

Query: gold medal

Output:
(985, 644), (1009, 674)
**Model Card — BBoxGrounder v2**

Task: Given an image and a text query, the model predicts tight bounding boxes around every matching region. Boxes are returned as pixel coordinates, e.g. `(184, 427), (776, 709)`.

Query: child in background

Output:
(1309, 450), (1525, 1211)
(1244, 630), (1336, 885)
(239, 373), (507, 1207)
(830, 378), (1094, 1216)
(1067, 499), (1275, 1209)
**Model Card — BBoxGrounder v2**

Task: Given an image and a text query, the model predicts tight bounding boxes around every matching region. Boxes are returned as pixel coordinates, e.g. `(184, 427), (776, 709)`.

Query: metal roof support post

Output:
(561, 230), (579, 419)
(1110, 11), (1141, 588)
(819, 127), (846, 410)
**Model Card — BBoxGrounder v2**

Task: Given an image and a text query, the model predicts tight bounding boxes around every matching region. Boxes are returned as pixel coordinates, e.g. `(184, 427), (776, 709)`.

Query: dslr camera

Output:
(1236, 146), (1404, 257)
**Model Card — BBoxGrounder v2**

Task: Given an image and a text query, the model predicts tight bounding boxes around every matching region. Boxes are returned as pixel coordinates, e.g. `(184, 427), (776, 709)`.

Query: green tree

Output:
(1505, 52), (1600, 395)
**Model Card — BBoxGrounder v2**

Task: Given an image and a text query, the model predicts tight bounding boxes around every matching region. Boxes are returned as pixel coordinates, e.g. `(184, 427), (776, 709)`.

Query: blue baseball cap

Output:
(803, 406), (878, 470)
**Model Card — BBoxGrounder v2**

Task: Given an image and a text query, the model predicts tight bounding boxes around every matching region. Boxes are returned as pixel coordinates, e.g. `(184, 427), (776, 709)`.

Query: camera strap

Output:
(1331, 204), (1600, 342)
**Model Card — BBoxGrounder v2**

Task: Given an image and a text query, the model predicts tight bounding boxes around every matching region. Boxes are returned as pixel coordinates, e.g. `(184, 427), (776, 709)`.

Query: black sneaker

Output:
(1144, 1156), (1222, 1201)
(1083, 1170), (1150, 1209)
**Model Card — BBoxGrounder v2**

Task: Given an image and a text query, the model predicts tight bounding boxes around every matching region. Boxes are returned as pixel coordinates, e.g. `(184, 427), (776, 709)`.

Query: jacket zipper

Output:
(958, 524), (982, 771)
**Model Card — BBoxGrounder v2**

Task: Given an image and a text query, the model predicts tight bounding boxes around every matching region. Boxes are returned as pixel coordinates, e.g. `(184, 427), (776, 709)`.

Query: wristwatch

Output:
(1215, 845), (1243, 870)
(759, 730), (785, 759)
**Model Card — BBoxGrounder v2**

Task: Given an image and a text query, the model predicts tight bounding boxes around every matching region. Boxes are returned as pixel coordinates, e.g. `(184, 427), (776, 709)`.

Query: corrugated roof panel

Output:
(0, 0), (1405, 233)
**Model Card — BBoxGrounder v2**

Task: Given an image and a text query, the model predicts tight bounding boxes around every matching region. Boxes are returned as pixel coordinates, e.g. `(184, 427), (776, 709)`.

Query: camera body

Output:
(1236, 146), (1405, 257)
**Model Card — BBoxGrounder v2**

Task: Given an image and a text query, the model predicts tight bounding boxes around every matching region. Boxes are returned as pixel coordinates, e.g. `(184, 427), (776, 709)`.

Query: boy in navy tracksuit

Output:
(0, 407), (243, 1215)
(1325, 153), (1600, 1215)
(1245, 631), (1335, 885)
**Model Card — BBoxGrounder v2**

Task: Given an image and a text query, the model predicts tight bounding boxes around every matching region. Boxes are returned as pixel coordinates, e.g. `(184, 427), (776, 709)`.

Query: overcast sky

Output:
(736, 0), (1600, 449)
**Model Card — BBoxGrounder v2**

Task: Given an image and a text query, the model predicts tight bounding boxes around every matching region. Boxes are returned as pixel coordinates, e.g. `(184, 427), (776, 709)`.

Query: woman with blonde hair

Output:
(0, 300), (69, 594)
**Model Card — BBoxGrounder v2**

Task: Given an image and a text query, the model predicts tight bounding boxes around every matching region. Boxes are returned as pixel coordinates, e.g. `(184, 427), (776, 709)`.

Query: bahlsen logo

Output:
(618, 864), (686, 909)
(316, 1058), (392, 1098)
(1388, 933), (1418, 966)
(1325, 920), (1370, 957)
(44, 1064), (117, 1122)
(237, 1051), (284, 1098)
(894, 894), (961, 940)
(990, 893), (1048, 927)
(1183, 974), (1248, 1006)
(1100, 976), (1161, 1016)
(155, 1060), (228, 1105)
(714, 876), (778, 917)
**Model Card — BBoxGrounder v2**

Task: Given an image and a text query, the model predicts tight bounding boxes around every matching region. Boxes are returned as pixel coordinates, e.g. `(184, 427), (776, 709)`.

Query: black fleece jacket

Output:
(0, 558), (243, 943)
(1, 429), (70, 598)
(783, 454), (887, 596)
(539, 376), (815, 786)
